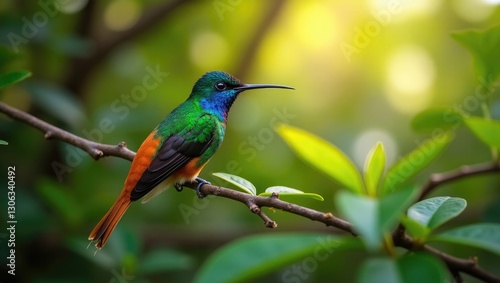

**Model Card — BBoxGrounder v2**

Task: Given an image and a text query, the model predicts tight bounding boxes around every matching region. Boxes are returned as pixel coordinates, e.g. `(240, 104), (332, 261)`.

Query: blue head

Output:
(190, 71), (293, 121)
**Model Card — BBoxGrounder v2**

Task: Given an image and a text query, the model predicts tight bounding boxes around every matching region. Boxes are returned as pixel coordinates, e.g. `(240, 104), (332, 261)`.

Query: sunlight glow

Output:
(385, 46), (435, 114)
(257, 28), (301, 82)
(189, 31), (229, 70)
(291, 2), (337, 52)
(369, 0), (442, 19)
(104, 0), (141, 31)
(481, 0), (500, 4)
(452, 0), (497, 22)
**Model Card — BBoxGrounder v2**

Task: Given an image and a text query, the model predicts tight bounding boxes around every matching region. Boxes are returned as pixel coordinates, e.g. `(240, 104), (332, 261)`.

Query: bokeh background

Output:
(1, 0), (499, 282)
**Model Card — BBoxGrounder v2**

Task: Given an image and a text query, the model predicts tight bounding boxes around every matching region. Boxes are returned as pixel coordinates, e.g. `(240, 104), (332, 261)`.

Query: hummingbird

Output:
(88, 71), (294, 249)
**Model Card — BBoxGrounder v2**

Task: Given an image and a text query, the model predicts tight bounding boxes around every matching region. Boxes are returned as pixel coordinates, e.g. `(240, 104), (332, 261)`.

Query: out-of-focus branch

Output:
(234, 0), (286, 79)
(64, 0), (194, 95)
(418, 162), (500, 201)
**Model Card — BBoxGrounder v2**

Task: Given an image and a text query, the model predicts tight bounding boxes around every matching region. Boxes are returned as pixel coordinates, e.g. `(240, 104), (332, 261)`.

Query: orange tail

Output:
(88, 195), (131, 250)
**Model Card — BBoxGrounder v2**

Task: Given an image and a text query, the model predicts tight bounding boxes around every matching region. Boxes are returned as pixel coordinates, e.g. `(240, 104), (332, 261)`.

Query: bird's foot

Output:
(195, 177), (210, 199)
(174, 183), (183, 192)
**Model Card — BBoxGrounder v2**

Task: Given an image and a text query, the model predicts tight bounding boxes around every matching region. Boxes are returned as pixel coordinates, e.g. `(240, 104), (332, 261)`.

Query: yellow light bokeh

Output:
(104, 0), (141, 31)
(368, 0), (442, 23)
(384, 46), (435, 114)
(291, 2), (338, 52)
(58, 0), (88, 14)
(452, 0), (497, 22)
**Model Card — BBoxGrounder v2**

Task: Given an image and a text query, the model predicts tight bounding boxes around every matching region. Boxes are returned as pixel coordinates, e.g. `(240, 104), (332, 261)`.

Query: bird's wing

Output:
(130, 120), (216, 201)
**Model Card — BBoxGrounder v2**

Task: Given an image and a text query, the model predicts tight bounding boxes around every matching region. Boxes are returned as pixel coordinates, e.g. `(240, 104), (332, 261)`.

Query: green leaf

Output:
(452, 25), (500, 83)
(258, 186), (324, 201)
(407, 197), (467, 231)
(464, 117), (500, 149)
(138, 249), (194, 275)
(212, 172), (256, 195)
(411, 108), (463, 133)
(336, 187), (415, 250)
(381, 133), (452, 194)
(431, 223), (500, 255)
(276, 124), (364, 193)
(194, 233), (346, 283)
(0, 140), (8, 145)
(364, 142), (386, 196)
(400, 216), (430, 240)
(358, 257), (400, 283)
(37, 178), (83, 227)
(357, 253), (449, 283)
(398, 253), (449, 283)
(379, 187), (416, 232)
(0, 70), (31, 89)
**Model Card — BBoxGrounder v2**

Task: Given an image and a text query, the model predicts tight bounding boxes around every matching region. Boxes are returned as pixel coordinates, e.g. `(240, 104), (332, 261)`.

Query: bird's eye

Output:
(215, 82), (227, 91)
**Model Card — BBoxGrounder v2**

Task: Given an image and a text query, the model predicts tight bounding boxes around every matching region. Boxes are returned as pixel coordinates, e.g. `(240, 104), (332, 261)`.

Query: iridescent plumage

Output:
(88, 71), (293, 249)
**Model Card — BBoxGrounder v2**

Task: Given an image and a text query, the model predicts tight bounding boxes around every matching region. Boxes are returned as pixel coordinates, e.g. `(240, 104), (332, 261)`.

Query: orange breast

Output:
(172, 157), (207, 182)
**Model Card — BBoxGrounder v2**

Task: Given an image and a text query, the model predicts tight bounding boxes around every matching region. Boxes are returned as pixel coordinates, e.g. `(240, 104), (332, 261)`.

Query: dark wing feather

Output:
(130, 133), (214, 201)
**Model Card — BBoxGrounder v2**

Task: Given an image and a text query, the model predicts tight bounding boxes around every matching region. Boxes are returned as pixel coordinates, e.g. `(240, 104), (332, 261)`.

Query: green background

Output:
(1, 0), (499, 282)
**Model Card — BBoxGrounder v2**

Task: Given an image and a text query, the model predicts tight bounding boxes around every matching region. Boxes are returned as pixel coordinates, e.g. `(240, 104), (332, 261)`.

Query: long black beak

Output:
(235, 84), (295, 91)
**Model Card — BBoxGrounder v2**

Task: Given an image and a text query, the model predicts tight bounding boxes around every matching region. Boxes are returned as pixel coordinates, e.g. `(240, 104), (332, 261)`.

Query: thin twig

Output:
(394, 233), (499, 282)
(1, 102), (499, 282)
(393, 162), (500, 243)
(184, 181), (355, 235)
(418, 163), (500, 201)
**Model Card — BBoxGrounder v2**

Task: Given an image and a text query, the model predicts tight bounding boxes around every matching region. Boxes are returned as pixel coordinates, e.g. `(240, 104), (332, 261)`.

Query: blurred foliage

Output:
(1, 0), (500, 282)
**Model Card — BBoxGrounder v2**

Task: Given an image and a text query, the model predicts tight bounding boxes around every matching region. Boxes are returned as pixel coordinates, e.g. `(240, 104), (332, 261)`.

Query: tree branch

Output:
(0, 102), (134, 161)
(394, 233), (499, 283)
(182, 182), (356, 235)
(1, 102), (499, 282)
(418, 162), (500, 201)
